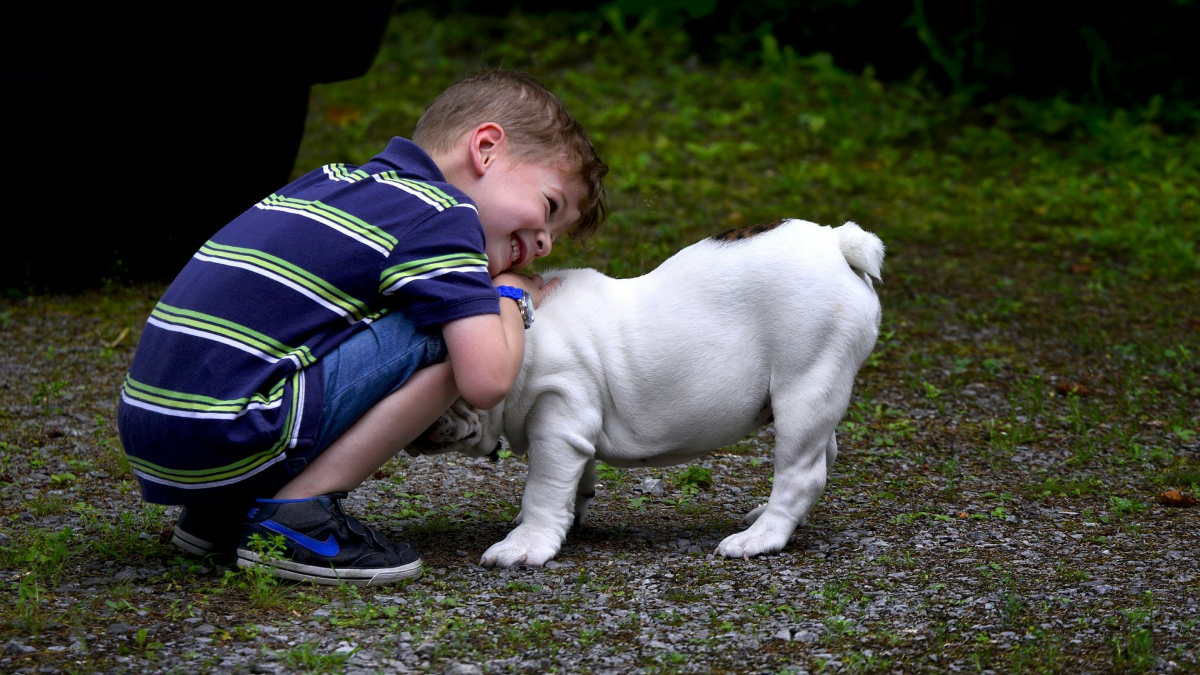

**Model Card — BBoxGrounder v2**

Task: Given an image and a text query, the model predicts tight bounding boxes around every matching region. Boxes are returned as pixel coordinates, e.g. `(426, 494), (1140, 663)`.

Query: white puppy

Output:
(411, 219), (884, 567)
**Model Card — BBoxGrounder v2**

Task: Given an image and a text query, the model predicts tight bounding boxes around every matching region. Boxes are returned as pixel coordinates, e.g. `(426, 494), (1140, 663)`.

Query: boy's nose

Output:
(534, 233), (551, 257)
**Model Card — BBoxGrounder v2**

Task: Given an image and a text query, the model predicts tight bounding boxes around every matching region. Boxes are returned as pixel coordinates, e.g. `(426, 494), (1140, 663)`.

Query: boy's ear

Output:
(470, 123), (506, 177)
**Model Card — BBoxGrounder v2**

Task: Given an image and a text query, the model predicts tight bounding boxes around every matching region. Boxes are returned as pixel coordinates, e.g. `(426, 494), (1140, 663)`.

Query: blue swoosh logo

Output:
(260, 520), (340, 557)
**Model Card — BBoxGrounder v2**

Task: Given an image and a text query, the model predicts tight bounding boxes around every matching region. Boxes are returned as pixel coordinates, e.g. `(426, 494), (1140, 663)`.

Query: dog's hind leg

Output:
(741, 433), (835, 528)
(826, 432), (838, 470)
(716, 381), (846, 559)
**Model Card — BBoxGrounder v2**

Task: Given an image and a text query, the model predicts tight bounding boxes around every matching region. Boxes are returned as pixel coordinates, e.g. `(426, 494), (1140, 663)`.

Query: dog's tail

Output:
(836, 221), (885, 283)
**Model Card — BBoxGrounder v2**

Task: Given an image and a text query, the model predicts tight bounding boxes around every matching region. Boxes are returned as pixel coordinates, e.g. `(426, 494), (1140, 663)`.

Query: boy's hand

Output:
(494, 272), (561, 309)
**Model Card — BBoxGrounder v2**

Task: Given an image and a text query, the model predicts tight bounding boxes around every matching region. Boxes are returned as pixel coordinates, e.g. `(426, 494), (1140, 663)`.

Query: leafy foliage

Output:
(299, 8), (1199, 282)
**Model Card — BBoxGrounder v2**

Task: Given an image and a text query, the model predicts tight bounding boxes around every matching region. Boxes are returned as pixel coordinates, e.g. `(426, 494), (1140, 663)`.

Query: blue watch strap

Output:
(495, 285), (534, 329)
(496, 285), (525, 301)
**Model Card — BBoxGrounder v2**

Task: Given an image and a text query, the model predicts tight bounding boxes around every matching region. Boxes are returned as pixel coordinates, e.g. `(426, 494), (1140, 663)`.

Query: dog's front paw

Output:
(715, 526), (790, 560)
(479, 526), (562, 568)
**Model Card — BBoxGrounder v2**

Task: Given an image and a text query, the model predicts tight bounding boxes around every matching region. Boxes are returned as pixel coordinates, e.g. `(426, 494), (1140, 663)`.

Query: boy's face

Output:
(461, 147), (584, 277)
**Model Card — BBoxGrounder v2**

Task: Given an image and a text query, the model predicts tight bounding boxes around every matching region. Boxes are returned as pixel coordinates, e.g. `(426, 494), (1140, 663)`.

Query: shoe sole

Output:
(173, 526), (227, 557)
(235, 549), (423, 586)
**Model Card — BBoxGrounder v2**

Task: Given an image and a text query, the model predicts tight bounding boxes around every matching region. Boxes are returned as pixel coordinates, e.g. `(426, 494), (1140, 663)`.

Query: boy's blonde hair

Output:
(413, 69), (608, 240)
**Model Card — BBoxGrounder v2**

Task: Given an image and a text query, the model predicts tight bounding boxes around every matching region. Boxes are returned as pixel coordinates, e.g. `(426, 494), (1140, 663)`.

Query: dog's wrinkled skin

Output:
(412, 220), (885, 567)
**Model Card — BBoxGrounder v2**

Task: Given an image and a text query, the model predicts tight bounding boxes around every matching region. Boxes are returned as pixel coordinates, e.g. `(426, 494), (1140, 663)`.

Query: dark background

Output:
(1, 3), (395, 291)
(443, 0), (1198, 120)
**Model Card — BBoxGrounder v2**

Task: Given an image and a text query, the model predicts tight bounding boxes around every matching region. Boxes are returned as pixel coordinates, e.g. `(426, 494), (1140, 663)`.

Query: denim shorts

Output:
(309, 311), (447, 455)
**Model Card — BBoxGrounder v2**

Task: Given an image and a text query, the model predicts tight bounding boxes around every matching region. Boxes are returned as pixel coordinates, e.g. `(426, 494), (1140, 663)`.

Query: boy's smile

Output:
(475, 157), (583, 276)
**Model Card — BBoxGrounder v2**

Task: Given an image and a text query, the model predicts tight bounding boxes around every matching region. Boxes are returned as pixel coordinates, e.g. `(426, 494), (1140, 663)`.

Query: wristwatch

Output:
(496, 285), (535, 329)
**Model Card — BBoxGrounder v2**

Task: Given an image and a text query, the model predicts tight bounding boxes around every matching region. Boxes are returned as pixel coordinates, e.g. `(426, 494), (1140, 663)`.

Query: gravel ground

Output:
(2, 249), (1198, 674)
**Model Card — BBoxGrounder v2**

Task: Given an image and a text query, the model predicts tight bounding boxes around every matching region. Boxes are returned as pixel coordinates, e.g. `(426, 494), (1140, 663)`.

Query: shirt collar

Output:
(365, 137), (445, 181)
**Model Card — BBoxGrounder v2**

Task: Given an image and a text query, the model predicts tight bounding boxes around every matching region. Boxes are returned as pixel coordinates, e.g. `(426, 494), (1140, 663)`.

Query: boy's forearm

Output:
(442, 309), (525, 410)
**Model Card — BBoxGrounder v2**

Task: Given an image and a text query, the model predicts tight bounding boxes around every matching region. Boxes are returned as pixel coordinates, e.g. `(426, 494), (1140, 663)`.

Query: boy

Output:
(117, 69), (608, 585)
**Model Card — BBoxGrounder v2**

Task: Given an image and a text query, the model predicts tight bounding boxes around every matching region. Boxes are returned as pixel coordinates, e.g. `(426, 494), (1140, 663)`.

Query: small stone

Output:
(639, 478), (666, 497)
(195, 624), (218, 635)
(445, 663), (484, 675)
(415, 642), (437, 657)
(107, 622), (136, 635)
(4, 640), (36, 654)
(772, 628), (791, 641)
(793, 630), (819, 644)
(112, 567), (139, 582)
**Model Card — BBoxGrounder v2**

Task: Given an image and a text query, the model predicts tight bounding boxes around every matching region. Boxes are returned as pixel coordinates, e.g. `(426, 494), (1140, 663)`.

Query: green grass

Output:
(276, 640), (356, 674)
(297, 9), (1199, 283)
(670, 465), (714, 493)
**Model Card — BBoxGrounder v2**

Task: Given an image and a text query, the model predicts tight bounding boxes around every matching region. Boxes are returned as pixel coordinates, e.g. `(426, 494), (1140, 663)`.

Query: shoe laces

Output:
(327, 492), (390, 552)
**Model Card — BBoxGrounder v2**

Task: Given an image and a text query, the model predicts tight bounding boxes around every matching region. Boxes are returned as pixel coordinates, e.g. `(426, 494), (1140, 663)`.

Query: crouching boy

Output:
(117, 70), (608, 585)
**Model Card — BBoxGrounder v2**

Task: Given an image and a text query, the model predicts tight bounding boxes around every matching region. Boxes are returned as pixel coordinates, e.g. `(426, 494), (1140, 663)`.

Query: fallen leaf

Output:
(1056, 381), (1089, 396)
(957, 511), (969, 518)
(1069, 263), (1093, 274)
(1156, 489), (1199, 507)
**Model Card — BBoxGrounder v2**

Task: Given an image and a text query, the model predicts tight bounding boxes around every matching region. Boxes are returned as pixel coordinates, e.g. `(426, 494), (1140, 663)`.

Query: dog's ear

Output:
(406, 398), (485, 456)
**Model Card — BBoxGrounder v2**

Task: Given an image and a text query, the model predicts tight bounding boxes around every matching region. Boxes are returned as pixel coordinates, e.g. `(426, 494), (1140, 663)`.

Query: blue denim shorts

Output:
(309, 311), (447, 455)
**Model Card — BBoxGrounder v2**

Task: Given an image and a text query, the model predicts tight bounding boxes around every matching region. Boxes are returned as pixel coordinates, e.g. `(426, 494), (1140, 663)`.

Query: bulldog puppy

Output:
(414, 219), (885, 567)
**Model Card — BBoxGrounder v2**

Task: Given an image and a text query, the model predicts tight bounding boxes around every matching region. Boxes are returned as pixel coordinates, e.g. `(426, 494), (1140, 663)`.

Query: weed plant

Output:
(222, 533), (290, 608)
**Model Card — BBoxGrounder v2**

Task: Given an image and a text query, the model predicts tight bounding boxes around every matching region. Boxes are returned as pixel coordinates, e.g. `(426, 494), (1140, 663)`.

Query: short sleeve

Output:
(379, 205), (499, 327)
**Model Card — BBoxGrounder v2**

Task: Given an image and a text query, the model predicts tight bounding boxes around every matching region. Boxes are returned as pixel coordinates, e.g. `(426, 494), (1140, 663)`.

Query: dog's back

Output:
(522, 219), (883, 462)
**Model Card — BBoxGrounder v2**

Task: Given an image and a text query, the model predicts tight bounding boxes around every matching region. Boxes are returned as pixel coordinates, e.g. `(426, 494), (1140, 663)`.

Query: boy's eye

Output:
(547, 196), (559, 216)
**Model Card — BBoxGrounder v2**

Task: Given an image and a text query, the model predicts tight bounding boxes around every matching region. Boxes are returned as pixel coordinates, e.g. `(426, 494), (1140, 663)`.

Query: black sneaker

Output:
(236, 492), (422, 586)
(172, 504), (250, 557)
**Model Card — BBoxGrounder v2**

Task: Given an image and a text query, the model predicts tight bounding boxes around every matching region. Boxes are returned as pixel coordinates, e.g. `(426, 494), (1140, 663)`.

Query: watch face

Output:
(520, 293), (534, 328)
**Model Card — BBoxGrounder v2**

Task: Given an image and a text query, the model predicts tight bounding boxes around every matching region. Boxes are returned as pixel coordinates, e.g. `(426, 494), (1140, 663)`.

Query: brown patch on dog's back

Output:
(709, 219), (787, 243)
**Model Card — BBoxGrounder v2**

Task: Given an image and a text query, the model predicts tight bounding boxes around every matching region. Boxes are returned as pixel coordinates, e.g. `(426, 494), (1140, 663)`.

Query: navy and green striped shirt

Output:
(117, 138), (498, 504)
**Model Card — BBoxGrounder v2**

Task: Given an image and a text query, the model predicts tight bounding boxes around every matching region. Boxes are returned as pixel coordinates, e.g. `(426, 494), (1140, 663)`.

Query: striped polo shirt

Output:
(117, 138), (498, 505)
